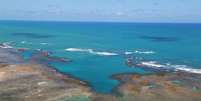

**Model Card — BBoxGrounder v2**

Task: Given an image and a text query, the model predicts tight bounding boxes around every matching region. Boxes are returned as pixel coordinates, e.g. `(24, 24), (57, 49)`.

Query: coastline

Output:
(0, 47), (93, 101)
(111, 71), (201, 101)
(0, 46), (201, 101)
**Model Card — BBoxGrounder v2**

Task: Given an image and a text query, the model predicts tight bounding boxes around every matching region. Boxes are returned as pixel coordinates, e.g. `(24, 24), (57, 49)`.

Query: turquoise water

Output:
(0, 20), (201, 93)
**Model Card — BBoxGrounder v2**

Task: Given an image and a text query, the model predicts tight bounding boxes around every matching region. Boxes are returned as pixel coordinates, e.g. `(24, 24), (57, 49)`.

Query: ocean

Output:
(0, 20), (201, 93)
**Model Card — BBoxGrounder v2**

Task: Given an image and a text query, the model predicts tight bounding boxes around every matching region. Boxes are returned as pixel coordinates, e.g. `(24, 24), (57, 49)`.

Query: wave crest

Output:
(0, 42), (13, 49)
(134, 50), (155, 54)
(141, 61), (165, 68)
(65, 48), (118, 56)
(125, 50), (155, 55)
(139, 61), (201, 74)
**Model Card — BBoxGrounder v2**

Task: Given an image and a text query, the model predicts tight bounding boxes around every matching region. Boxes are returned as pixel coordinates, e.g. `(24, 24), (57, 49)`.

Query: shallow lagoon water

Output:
(0, 21), (201, 93)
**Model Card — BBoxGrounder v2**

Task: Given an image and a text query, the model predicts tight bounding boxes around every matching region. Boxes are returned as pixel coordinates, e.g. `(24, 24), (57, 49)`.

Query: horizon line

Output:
(0, 19), (201, 24)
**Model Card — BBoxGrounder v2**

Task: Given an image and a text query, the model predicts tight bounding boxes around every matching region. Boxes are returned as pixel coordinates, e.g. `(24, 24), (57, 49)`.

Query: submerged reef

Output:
(139, 35), (178, 42)
(11, 33), (55, 39)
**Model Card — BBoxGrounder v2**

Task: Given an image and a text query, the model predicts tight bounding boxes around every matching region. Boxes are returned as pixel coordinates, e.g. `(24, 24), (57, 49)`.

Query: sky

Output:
(0, 0), (201, 22)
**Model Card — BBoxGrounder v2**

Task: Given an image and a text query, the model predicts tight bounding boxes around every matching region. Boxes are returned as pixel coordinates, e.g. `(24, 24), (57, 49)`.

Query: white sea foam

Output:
(140, 61), (201, 74)
(65, 48), (90, 52)
(125, 51), (134, 55)
(124, 50), (155, 55)
(89, 51), (118, 56)
(40, 43), (48, 45)
(20, 41), (33, 44)
(0, 42), (13, 49)
(134, 50), (155, 54)
(65, 48), (118, 56)
(141, 61), (165, 68)
(176, 67), (201, 74)
(170, 65), (201, 74)
(66, 48), (155, 56)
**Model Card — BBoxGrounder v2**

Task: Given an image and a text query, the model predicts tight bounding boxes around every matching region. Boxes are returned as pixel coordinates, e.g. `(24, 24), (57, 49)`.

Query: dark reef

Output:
(139, 35), (179, 42)
(11, 33), (55, 38)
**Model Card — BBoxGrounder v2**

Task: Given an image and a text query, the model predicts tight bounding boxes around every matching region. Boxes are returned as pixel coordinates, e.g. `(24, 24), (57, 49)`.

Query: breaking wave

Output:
(125, 50), (155, 55)
(134, 50), (156, 54)
(172, 65), (201, 74)
(0, 42), (13, 49)
(65, 48), (90, 52)
(141, 61), (165, 68)
(139, 61), (201, 74)
(124, 51), (134, 55)
(65, 48), (118, 56)
(65, 48), (156, 56)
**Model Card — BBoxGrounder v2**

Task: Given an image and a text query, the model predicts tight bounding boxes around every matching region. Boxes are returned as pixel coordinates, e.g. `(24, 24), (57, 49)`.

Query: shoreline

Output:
(111, 71), (201, 101)
(0, 46), (201, 101)
(0, 44), (117, 94)
(0, 45), (91, 87)
(0, 47), (93, 101)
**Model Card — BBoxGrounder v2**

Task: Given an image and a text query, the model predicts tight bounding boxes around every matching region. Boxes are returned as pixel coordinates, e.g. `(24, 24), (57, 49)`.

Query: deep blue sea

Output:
(0, 20), (201, 93)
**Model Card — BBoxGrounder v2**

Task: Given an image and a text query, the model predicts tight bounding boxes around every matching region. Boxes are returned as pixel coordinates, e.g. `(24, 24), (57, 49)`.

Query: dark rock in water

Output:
(139, 35), (178, 42)
(17, 48), (27, 52)
(125, 56), (135, 67)
(46, 56), (71, 63)
(11, 33), (55, 38)
(29, 50), (71, 64)
(125, 56), (175, 73)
